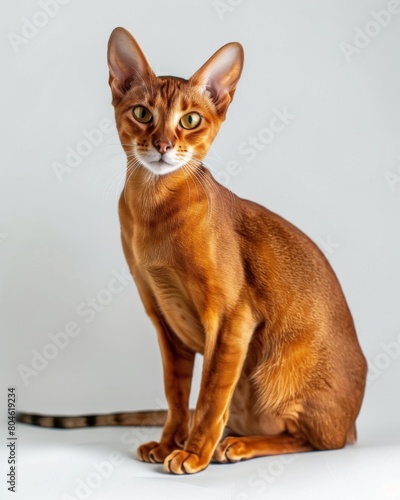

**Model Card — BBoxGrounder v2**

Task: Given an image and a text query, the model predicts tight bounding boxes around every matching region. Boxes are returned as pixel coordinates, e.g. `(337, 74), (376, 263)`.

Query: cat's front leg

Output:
(136, 304), (195, 463)
(164, 306), (255, 474)
(129, 268), (196, 463)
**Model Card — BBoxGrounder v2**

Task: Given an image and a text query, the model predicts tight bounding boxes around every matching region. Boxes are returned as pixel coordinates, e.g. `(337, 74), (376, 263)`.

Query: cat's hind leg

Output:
(212, 433), (313, 463)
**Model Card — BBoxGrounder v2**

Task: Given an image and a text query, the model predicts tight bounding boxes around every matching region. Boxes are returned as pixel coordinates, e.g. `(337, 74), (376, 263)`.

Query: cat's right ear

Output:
(107, 28), (154, 102)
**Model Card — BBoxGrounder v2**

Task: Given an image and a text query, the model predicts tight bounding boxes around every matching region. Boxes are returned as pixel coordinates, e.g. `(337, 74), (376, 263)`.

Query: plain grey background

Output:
(1, 0), (400, 459)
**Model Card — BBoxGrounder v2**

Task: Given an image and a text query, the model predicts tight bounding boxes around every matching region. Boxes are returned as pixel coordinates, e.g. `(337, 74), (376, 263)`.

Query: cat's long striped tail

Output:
(16, 410), (170, 429)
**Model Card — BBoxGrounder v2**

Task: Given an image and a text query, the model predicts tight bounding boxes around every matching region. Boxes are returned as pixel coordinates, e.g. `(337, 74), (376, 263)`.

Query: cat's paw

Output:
(212, 437), (247, 463)
(164, 450), (209, 474)
(137, 441), (180, 463)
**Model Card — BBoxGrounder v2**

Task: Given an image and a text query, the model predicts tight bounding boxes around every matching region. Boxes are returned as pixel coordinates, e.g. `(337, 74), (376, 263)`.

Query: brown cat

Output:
(18, 27), (367, 475)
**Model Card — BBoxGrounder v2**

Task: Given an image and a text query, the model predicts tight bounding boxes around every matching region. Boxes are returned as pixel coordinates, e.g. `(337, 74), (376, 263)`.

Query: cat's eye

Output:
(180, 112), (201, 130)
(133, 106), (153, 124)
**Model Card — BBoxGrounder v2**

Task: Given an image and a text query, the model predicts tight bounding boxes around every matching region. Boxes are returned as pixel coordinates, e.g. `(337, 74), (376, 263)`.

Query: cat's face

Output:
(108, 28), (243, 177)
(113, 77), (222, 176)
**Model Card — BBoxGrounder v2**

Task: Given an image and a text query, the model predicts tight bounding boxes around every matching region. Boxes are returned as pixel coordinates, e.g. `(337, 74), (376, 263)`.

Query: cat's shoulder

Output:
(234, 195), (311, 247)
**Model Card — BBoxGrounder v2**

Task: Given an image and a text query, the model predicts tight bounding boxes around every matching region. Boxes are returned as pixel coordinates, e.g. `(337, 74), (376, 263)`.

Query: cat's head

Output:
(107, 28), (243, 176)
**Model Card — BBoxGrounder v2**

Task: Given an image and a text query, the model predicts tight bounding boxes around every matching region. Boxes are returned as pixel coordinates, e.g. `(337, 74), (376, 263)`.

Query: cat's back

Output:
(234, 195), (326, 272)
(232, 194), (348, 314)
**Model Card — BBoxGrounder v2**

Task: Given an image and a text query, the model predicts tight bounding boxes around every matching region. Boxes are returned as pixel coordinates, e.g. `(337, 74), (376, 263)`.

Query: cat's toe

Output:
(137, 441), (159, 462)
(137, 441), (179, 463)
(213, 437), (247, 463)
(164, 450), (209, 474)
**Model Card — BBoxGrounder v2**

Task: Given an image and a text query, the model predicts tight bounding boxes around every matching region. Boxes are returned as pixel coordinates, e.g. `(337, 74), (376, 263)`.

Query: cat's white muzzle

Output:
(136, 147), (189, 176)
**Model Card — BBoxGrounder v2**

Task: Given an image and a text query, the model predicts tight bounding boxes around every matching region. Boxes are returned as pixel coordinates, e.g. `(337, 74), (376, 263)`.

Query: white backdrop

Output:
(1, 0), (400, 483)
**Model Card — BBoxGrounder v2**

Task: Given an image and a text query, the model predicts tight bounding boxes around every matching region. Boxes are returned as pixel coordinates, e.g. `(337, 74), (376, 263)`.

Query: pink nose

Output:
(154, 139), (173, 154)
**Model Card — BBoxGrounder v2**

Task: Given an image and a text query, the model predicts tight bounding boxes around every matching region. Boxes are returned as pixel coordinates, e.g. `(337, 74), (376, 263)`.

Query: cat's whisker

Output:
(187, 157), (234, 220)
(196, 157), (237, 217)
(118, 163), (135, 200)
(121, 165), (136, 202)
(99, 142), (135, 149)
(207, 144), (233, 163)
(96, 144), (127, 153)
(147, 74), (155, 101)
(93, 152), (126, 172)
(181, 165), (192, 214)
(96, 149), (138, 202)
(123, 160), (141, 194)
(195, 164), (226, 220)
(102, 152), (137, 202)
(92, 164), (119, 200)
(91, 154), (128, 199)
(195, 169), (214, 220)
(102, 133), (120, 144)
(182, 164), (201, 217)
(128, 66), (152, 98)
(103, 167), (127, 203)
(202, 155), (233, 167)
(186, 161), (213, 221)
(190, 153), (231, 180)
(185, 148), (235, 168)
(123, 160), (141, 203)
(195, 168), (219, 222)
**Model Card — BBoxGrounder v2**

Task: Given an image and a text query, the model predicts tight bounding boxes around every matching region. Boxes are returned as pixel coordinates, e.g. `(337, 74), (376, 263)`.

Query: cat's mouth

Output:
(151, 158), (173, 167)
(138, 155), (183, 176)
(133, 145), (186, 175)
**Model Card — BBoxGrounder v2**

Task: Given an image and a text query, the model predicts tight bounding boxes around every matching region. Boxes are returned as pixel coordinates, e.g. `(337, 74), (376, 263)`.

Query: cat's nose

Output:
(153, 139), (174, 154)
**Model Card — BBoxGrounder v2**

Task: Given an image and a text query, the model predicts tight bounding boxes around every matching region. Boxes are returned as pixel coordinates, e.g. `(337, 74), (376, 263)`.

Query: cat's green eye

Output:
(180, 112), (201, 130)
(133, 106), (153, 124)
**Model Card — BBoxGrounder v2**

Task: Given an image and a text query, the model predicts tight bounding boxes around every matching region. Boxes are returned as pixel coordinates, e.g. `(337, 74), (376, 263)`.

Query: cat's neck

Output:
(122, 162), (215, 225)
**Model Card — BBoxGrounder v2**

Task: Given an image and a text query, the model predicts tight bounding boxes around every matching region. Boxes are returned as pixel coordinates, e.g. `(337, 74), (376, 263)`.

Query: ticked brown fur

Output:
(107, 28), (367, 474)
(17, 27), (367, 475)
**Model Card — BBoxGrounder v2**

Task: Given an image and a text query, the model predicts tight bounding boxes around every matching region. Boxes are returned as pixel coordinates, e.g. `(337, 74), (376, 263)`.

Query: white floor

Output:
(3, 423), (400, 500)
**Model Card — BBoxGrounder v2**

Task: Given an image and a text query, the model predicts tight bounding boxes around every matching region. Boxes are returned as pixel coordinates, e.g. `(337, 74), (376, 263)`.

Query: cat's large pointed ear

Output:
(107, 27), (154, 102)
(190, 42), (244, 117)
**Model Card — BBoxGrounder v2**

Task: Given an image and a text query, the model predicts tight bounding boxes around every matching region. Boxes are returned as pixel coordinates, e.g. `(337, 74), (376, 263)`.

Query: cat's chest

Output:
(131, 220), (185, 268)
(144, 265), (205, 353)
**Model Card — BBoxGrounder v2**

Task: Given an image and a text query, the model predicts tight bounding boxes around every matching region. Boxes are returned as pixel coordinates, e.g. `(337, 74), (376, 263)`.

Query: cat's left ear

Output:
(190, 42), (244, 117)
